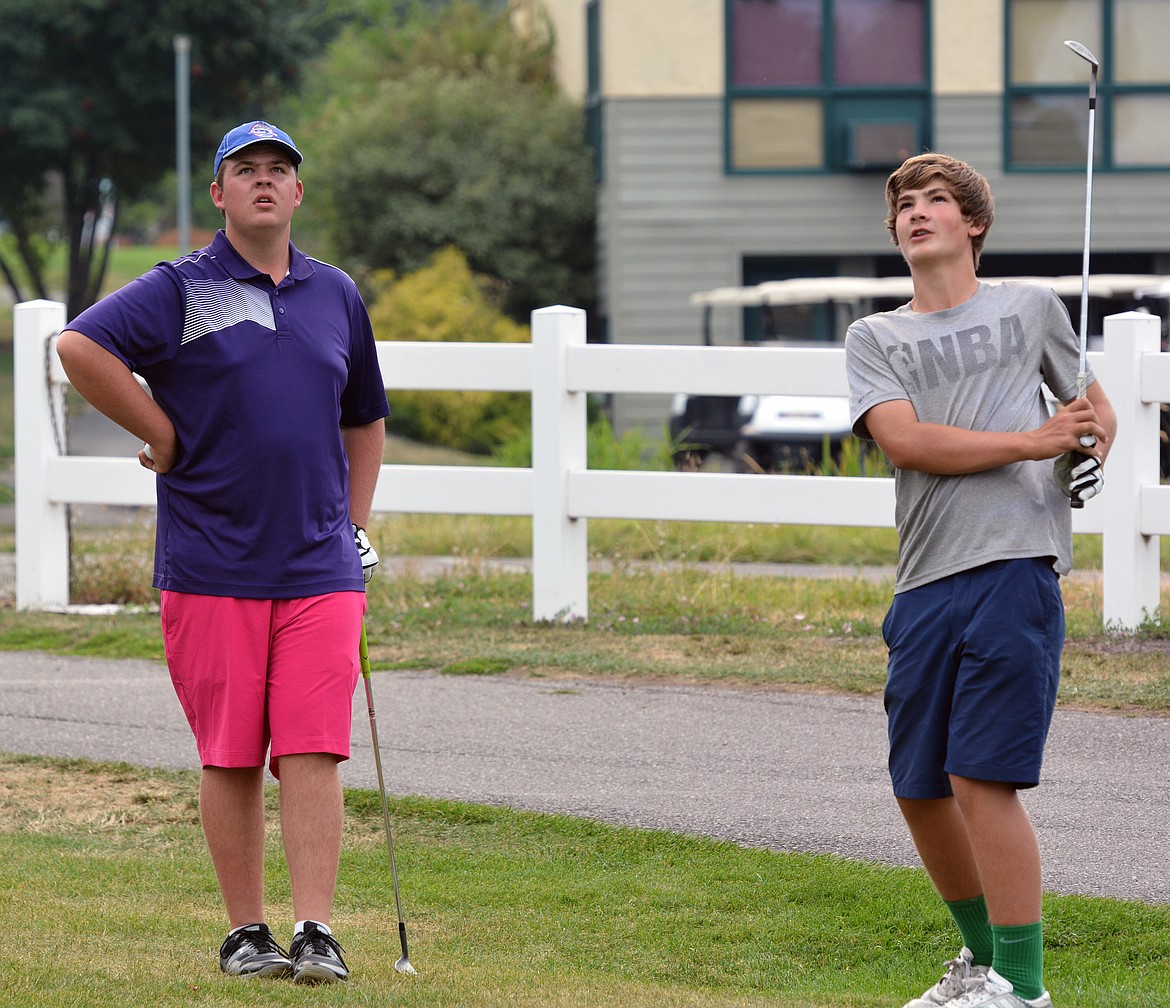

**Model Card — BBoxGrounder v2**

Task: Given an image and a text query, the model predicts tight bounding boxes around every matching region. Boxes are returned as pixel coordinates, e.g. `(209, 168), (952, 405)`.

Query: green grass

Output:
(105, 244), (184, 284)
(2, 244), (1168, 1004)
(2, 519), (1170, 712)
(0, 341), (12, 467)
(2, 753), (1166, 1008)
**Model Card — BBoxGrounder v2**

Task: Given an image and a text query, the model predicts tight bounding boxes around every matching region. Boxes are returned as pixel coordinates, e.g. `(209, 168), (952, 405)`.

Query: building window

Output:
(726, 0), (931, 173)
(1007, 0), (1170, 170)
(742, 256), (839, 343)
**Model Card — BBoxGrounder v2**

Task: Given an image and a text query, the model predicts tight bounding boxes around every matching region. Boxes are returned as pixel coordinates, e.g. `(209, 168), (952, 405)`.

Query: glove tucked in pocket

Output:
(353, 524), (379, 582)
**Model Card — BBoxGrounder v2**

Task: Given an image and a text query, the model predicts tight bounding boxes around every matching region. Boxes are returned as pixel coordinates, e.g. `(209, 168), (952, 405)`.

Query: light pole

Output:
(174, 34), (191, 254)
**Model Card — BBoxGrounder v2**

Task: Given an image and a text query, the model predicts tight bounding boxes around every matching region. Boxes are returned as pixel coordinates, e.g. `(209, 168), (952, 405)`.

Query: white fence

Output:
(13, 299), (1170, 629)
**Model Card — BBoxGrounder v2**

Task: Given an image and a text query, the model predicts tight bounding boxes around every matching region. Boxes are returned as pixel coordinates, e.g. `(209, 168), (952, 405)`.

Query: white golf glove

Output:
(1054, 451), (1103, 504)
(353, 524), (379, 582)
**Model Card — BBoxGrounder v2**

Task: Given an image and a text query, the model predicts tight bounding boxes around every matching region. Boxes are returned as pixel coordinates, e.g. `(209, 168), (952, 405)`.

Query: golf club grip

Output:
(1070, 436), (1096, 509)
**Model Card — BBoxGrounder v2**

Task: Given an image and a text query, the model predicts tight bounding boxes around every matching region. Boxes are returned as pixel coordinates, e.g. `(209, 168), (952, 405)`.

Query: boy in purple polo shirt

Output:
(57, 121), (389, 984)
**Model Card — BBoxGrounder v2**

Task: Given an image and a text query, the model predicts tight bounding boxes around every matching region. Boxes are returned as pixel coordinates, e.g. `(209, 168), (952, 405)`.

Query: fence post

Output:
(14, 300), (70, 610)
(1099, 311), (1161, 630)
(531, 306), (588, 621)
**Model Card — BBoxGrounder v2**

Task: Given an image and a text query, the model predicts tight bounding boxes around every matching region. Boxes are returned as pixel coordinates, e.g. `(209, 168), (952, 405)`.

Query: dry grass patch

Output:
(0, 758), (199, 836)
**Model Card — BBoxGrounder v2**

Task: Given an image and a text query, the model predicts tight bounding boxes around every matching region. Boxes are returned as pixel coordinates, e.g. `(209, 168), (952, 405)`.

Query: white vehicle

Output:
(670, 273), (1170, 473)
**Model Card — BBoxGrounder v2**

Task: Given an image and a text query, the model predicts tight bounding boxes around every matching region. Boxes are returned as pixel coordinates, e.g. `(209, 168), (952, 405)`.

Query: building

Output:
(539, 0), (1170, 433)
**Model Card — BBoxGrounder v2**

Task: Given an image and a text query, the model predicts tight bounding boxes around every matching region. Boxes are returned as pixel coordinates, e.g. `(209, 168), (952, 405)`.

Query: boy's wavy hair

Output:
(884, 153), (995, 269)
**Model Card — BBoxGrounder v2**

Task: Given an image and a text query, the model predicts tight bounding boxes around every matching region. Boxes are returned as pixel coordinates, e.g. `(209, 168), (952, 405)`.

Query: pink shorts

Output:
(160, 591), (366, 778)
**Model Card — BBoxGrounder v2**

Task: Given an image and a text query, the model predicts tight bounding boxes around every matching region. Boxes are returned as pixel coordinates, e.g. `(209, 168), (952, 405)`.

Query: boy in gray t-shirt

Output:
(845, 154), (1115, 1008)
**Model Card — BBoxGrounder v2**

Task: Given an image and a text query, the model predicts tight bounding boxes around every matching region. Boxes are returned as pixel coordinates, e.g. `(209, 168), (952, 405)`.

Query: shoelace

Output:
(295, 929), (345, 960)
(230, 926), (285, 958)
(936, 955), (975, 998)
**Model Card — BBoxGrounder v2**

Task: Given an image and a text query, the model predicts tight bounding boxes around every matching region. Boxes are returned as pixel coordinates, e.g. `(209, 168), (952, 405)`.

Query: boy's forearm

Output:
(1085, 381), (1117, 462)
(882, 423), (1041, 475)
(866, 393), (1109, 475)
(343, 418), (385, 528)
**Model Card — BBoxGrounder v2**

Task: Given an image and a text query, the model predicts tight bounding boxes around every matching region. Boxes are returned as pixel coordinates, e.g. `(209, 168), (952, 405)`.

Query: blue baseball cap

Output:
(213, 121), (303, 178)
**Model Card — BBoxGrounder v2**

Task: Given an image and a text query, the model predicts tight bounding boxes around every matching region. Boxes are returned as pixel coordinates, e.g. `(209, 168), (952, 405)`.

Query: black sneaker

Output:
(289, 921), (349, 984)
(218, 923), (293, 978)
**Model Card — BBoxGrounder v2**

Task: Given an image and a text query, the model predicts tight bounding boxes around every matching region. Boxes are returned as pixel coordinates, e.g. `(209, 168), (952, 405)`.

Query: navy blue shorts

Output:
(882, 557), (1064, 799)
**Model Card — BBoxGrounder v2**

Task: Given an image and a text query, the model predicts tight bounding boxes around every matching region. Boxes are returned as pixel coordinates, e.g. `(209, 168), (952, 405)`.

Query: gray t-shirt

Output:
(845, 280), (1087, 593)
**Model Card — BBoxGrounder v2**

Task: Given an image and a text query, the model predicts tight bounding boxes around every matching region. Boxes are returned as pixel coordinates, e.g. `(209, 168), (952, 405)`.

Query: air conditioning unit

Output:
(845, 119), (922, 171)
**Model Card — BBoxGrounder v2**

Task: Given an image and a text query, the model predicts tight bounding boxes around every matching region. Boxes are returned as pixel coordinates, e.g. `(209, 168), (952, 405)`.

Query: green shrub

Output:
(367, 247), (531, 454)
(491, 414), (676, 471)
(809, 436), (894, 477)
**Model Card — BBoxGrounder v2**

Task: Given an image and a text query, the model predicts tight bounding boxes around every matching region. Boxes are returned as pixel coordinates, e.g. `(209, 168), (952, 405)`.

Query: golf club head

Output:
(395, 956), (418, 976)
(1064, 39), (1099, 70)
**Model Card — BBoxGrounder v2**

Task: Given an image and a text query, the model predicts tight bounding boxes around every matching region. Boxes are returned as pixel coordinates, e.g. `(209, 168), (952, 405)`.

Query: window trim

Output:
(1003, 0), (1170, 173)
(723, 0), (933, 176)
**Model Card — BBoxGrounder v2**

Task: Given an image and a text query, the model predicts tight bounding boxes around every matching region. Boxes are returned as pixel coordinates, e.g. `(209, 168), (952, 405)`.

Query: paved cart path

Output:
(3, 402), (1167, 903)
(2, 651), (1166, 905)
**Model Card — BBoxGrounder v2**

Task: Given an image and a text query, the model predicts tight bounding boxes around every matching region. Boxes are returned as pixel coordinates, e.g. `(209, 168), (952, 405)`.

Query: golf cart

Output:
(671, 276), (916, 472)
(670, 273), (1170, 474)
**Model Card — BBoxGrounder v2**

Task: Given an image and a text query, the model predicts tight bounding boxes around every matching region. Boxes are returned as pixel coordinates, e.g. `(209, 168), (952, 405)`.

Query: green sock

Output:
(945, 894), (994, 967)
(991, 921), (1045, 1000)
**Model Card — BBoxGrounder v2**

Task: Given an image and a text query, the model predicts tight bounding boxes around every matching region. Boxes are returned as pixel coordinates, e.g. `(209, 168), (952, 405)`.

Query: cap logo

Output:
(213, 120), (302, 178)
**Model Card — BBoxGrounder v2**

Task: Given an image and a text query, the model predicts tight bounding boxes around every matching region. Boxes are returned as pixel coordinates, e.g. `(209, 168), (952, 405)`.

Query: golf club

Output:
(1064, 38), (1100, 508)
(1065, 42), (1099, 421)
(359, 622), (417, 976)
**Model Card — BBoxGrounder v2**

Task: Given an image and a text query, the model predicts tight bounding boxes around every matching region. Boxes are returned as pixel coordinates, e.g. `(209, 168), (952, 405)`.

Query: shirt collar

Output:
(210, 229), (315, 284)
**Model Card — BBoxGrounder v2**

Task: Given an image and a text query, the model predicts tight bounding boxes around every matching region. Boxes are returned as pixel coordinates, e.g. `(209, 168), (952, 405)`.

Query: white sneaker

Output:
(903, 948), (990, 1007)
(947, 968), (1053, 1008)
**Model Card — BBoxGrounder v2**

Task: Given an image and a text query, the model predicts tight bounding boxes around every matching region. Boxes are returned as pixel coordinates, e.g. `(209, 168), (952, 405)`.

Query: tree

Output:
(0, 0), (341, 318)
(298, 0), (596, 323)
(366, 245), (531, 453)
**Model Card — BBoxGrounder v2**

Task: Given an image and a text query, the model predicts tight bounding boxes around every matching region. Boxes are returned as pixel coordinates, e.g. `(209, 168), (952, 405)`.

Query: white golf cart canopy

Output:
(689, 273), (1170, 310)
(688, 273), (1170, 348)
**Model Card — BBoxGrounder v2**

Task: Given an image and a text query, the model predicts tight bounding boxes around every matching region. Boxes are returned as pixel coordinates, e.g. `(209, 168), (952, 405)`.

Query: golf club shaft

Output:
(1076, 62), (1097, 399)
(1066, 40), (1100, 510)
(360, 621), (414, 969)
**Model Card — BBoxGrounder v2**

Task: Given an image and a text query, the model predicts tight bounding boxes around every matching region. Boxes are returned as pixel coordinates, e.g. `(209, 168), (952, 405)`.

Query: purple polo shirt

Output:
(66, 231), (389, 598)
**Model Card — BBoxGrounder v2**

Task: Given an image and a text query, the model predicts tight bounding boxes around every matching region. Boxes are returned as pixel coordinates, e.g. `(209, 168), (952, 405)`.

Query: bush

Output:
(367, 247), (531, 455)
(491, 414), (677, 471)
